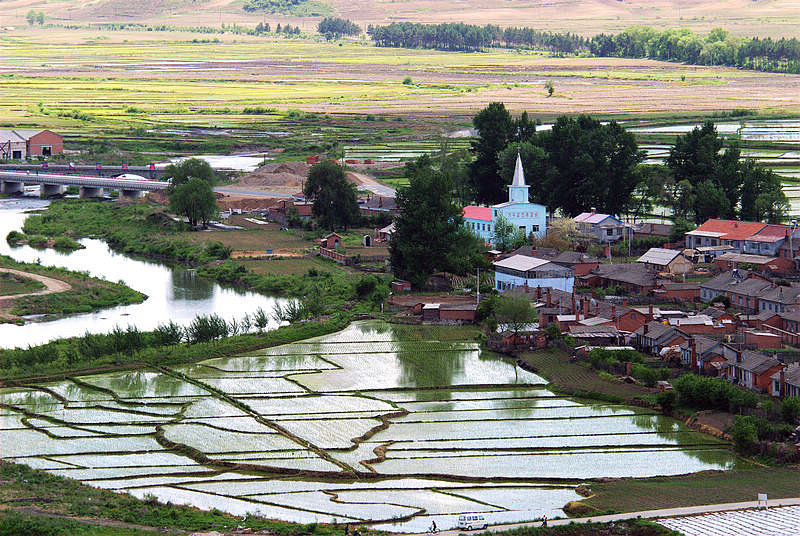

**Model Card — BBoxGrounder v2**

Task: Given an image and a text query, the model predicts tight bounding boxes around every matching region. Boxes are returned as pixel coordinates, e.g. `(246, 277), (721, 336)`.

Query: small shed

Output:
(422, 303), (440, 322)
(637, 248), (693, 274)
(391, 280), (412, 293)
(322, 232), (343, 249)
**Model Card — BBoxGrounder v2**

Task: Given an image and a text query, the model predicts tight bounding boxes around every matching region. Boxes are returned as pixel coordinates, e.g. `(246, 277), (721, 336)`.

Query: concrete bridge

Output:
(0, 163), (166, 179)
(0, 170), (169, 199)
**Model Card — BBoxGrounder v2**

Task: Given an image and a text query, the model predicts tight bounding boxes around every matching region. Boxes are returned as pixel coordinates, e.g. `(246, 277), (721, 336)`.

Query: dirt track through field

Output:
(0, 268), (71, 313)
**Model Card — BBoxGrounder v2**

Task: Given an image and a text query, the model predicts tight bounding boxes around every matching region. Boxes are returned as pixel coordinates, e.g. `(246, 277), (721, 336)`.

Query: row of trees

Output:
(367, 22), (799, 73)
(254, 22), (301, 34)
(468, 103), (788, 224)
(591, 27), (799, 74)
(317, 17), (361, 38)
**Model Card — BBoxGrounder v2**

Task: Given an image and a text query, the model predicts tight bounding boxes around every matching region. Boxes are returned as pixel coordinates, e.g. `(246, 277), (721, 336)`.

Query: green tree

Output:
(390, 155), (482, 288)
(495, 295), (535, 338)
(36, 11), (45, 24)
(781, 396), (800, 423)
(302, 160), (360, 231)
(491, 213), (519, 252)
(739, 159), (788, 223)
(164, 158), (217, 187)
(470, 102), (515, 204)
(669, 217), (695, 243)
(168, 177), (218, 228)
(544, 80), (554, 97)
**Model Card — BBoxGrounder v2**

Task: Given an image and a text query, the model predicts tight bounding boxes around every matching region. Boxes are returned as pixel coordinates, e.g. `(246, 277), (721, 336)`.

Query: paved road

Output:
(406, 498), (800, 536)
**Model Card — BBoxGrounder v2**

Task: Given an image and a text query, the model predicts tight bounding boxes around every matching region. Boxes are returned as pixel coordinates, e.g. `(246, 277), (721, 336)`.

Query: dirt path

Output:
(347, 171), (396, 198)
(0, 268), (72, 319)
(3, 506), (175, 533)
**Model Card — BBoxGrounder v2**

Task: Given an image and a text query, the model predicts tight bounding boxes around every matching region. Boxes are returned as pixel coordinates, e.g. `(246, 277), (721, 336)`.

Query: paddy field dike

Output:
(0, 321), (740, 531)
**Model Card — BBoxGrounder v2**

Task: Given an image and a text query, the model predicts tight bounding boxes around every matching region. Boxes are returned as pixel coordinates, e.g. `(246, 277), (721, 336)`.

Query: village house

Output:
(493, 254), (574, 293)
(573, 209), (627, 243)
(727, 350), (783, 393)
(463, 154), (547, 245)
(359, 195), (398, 216)
(756, 285), (800, 314)
(667, 314), (734, 336)
(679, 336), (734, 374)
(685, 219), (800, 261)
(770, 363), (800, 398)
(699, 270), (772, 313)
(744, 330), (783, 350)
(636, 247), (694, 275)
(712, 252), (794, 274)
(0, 129), (63, 159)
(634, 321), (689, 356)
(579, 263), (657, 295)
(631, 222), (672, 239)
(651, 282), (700, 301)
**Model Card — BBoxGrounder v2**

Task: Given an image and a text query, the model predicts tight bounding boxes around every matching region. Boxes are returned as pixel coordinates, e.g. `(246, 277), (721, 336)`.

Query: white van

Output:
(457, 515), (488, 530)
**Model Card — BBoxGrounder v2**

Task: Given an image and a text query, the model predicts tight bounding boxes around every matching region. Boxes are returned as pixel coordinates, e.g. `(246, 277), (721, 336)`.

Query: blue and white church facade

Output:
(462, 154), (547, 245)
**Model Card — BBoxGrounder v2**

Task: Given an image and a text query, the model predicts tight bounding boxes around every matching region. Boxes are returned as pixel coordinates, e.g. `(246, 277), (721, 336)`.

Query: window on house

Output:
(531, 225), (539, 232)
(41, 146), (52, 156)
(606, 229), (613, 236)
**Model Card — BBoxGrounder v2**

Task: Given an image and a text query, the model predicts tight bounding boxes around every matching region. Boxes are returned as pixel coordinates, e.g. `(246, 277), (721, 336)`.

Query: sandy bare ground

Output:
(0, 268), (72, 320)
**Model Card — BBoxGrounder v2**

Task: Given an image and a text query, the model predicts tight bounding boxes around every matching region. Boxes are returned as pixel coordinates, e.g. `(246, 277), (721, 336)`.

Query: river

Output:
(0, 197), (286, 349)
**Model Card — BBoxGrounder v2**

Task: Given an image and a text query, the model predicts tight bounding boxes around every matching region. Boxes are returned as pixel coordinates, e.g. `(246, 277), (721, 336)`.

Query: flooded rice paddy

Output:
(1, 321), (737, 531)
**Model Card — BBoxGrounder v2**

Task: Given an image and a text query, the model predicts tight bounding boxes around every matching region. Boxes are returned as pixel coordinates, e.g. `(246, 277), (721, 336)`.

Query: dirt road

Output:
(0, 268), (71, 318)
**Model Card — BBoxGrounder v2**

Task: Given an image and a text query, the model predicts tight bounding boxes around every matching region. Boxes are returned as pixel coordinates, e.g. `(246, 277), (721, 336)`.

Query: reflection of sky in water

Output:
(0, 199), (285, 348)
(0, 320), (739, 530)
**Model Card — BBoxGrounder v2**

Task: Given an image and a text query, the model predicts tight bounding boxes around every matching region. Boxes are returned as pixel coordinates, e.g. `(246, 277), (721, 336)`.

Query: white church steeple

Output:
(508, 152), (529, 203)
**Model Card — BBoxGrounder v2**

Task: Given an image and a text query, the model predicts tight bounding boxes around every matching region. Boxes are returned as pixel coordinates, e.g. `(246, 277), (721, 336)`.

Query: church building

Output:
(462, 154), (547, 246)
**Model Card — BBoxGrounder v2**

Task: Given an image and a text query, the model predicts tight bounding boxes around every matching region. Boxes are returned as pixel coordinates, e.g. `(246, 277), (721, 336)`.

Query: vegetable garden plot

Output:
(214, 458), (344, 472)
(242, 395), (396, 416)
(49, 465), (211, 481)
(387, 431), (724, 451)
(51, 452), (199, 468)
(278, 418), (384, 449)
(199, 354), (338, 372)
(375, 448), (737, 479)
(364, 388), (558, 403)
(88, 472), (264, 490)
(394, 406), (649, 423)
(332, 489), (500, 515)
(202, 377), (306, 395)
(398, 398), (580, 412)
(292, 351), (545, 392)
(162, 423), (300, 453)
(369, 414), (683, 442)
(127, 487), (359, 523)
(1, 429), (163, 457)
(245, 490), (417, 521)
(39, 407), (173, 425)
(76, 371), (211, 398)
(182, 416), (286, 434)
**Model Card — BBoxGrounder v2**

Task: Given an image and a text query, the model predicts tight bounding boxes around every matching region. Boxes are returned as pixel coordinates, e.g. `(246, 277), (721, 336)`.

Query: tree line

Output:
(317, 17), (361, 38)
(367, 22), (799, 73)
(466, 103), (788, 225)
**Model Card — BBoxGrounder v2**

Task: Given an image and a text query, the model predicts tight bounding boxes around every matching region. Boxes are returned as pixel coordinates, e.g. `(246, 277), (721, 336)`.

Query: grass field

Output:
(583, 465), (799, 513)
(521, 348), (657, 402)
(0, 271), (45, 296)
(237, 256), (345, 275)
(180, 228), (312, 252)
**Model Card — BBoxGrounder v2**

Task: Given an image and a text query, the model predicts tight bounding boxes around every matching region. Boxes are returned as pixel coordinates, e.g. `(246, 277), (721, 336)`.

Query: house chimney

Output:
(612, 305), (617, 319)
(644, 323), (649, 335)
(572, 295), (576, 314)
(546, 288), (552, 307)
(649, 303), (654, 320)
(690, 338), (698, 370)
(780, 366), (786, 397)
(623, 298), (628, 307)
(583, 296), (590, 318)
(536, 286), (542, 300)
(591, 207), (596, 214)
(736, 350), (742, 363)
(524, 281), (530, 293)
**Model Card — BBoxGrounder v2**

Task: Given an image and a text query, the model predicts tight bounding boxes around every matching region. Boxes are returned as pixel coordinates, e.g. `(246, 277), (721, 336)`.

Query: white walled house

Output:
(494, 254), (574, 293)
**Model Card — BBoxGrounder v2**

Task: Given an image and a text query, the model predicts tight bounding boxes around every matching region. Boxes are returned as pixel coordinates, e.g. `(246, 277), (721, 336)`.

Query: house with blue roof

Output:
(462, 154), (547, 245)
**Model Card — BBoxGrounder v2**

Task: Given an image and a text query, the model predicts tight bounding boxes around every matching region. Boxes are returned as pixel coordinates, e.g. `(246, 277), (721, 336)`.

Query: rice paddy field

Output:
(0, 321), (741, 531)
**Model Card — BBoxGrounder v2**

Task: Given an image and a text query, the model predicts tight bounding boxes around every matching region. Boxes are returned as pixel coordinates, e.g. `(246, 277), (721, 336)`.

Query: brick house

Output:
(0, 129), (63, 158)
(651, 282), (700, 301)
(579, 263), (657, 295)
(770, 363), (800, 398)
(637, 248), (694, 275)
(634, 321), (690, 356)
(728, 350), (783, 392)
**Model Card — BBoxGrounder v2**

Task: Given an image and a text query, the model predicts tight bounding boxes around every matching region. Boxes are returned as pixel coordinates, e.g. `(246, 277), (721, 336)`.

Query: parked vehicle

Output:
(457, 515), (488, 530)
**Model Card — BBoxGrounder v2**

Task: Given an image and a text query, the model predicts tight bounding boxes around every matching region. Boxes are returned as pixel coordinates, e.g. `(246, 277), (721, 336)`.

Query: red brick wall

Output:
(573, 262), (599, 277)
(745, 331), (782, 349)
(617, 310), (646, 332)
(755, 365), (783, 391)
(27, 130), (63, 155)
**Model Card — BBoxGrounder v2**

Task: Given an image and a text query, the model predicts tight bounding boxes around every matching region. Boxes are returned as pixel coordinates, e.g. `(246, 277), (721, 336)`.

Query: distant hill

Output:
(3, 0), (797, 38)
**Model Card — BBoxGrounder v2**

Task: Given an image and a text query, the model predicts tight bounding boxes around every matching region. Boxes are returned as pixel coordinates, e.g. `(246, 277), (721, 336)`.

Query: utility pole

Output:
(476, 267), (480, 305)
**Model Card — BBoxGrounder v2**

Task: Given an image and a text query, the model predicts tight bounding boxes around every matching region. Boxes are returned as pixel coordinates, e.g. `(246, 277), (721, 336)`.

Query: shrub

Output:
(781, 396), (800, 423)
(656, 390), (676, 412)
(673, 373), (759, 413)
(730, 416), (758, 451)
(402, 76), (413, 85)
(5, 230), (24, 245)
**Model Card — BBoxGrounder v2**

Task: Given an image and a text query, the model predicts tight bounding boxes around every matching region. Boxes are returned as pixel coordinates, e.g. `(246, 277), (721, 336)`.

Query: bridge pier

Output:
(1, 181), (24, 195)
(79, 186), (104, 198)
(40, 184), (65, 197)
(119, 189), (143, 200)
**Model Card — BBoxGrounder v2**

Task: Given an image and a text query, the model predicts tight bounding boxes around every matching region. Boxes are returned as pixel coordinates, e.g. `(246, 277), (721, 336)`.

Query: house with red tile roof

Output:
(685, 219), (800, 260)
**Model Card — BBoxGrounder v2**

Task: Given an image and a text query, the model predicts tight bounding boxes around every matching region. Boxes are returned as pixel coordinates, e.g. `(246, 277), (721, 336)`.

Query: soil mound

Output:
(238, 161), (310, 189)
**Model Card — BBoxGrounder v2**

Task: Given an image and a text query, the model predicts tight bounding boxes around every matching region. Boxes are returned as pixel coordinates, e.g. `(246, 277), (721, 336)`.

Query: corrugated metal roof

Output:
(637, 247), (682, 266)
(463, 206), (492, 221)
(493, 255), (551, 272)
(574, 212), (616, 225)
